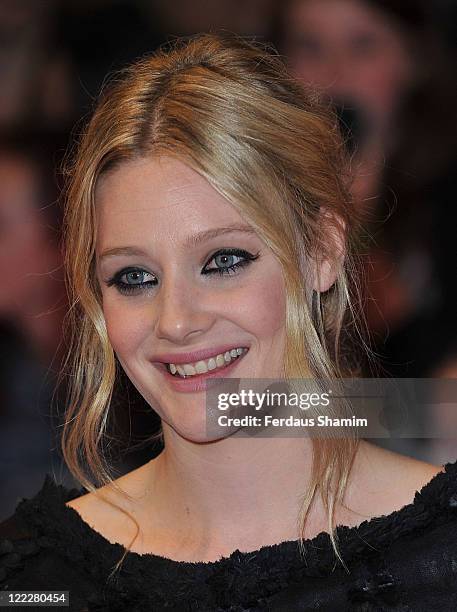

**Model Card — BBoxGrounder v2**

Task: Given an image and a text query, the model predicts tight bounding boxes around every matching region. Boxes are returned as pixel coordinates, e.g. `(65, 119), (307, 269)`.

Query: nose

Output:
(153, 272), (214, 345)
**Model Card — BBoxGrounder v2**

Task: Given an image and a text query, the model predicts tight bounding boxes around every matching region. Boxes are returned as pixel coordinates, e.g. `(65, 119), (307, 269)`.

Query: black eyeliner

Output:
(106, 266), (157, 289)
(106, 248), (260, 295)
(202, 248), (260, 276)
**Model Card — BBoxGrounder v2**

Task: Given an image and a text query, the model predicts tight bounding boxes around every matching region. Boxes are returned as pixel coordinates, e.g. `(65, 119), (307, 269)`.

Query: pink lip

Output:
(153, 349), (248, 393)
(151, 344), (248, 365)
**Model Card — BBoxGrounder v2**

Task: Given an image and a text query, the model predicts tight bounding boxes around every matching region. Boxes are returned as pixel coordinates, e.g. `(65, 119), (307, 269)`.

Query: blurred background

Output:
(1, 0), (456, 520)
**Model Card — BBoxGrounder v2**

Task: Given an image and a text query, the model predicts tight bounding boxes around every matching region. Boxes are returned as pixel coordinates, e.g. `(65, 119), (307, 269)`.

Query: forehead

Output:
(95, 156), (245, 248)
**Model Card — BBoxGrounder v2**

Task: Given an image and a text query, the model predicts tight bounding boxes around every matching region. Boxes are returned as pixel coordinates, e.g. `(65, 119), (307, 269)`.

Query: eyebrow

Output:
(98, 224), (257, 261)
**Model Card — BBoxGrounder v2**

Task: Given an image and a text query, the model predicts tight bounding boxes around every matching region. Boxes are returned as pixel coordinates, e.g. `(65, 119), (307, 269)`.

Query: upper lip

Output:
(151, 344), (248, 365)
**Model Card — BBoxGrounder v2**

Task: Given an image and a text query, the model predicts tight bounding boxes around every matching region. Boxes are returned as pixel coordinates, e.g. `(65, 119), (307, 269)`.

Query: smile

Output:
(166, 347), (248, 378)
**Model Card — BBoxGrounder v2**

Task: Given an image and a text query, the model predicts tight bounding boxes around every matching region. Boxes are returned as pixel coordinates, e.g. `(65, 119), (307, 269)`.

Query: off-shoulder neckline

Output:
(14, 459), (457, 574)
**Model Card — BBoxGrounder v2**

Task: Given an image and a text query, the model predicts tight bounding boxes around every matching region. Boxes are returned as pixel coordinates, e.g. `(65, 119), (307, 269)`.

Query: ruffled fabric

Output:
(1, 460), (457, 611)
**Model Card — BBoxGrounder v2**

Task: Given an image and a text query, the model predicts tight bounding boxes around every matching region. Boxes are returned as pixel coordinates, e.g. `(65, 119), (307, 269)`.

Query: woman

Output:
(280, 0), (457, 375)
(1, 33), (456, 611)
(280, 0), (428, 205)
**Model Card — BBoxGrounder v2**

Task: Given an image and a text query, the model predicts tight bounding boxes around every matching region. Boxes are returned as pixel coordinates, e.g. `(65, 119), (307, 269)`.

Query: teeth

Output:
(195, 361), (208, 374)
(166, 348), (247, 378)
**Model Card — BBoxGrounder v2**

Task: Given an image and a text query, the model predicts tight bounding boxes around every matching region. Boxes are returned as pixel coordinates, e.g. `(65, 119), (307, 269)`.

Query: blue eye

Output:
(106, 249), (259, 296)
(107, 267), (157, 295)
(203, 249), (259, 276)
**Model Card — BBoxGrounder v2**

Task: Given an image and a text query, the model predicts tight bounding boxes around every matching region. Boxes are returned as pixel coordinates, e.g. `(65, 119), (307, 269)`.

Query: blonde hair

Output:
(61, 32), (367, 571)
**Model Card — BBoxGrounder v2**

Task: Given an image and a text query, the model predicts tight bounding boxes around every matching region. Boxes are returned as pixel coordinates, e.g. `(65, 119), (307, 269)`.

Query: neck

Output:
(140, 427), (327, 559)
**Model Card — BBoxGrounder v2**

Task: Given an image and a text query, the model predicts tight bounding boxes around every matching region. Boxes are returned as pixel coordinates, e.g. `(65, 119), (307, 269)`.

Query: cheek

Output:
(352, 51), (412, 112)
(360, 61), (406, 93)
(236, 271), (286, 340)
(103, 298), (149, 358)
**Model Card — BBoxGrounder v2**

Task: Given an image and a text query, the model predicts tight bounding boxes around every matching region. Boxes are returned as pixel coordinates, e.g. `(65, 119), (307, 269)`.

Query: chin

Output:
(164, 418), (236, 444)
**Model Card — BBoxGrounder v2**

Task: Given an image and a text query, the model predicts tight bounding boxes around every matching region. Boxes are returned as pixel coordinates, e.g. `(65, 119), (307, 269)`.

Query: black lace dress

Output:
(1, 461), (457, 611)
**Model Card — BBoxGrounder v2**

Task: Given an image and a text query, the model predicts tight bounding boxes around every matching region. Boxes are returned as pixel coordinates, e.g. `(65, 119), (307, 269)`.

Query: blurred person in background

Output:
(0, 132), (162, 516)
(280, 0), (418, 204)
(0, 133), (72, 519)
(278, 0), (457, 463)
(279, 0), (457, 382)
(0, 0), (78, 519)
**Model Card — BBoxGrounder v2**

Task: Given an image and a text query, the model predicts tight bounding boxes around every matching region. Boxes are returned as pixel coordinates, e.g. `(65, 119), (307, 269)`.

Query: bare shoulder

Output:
(346, 441), (444, 520)
(65, 463), (150, 547)
(358, 440), (443, 482)
(340, 441), (443, 524)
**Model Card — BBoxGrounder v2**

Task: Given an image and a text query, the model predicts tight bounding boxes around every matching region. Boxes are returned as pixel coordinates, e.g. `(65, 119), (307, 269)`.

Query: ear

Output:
(312, 209), (346, 293)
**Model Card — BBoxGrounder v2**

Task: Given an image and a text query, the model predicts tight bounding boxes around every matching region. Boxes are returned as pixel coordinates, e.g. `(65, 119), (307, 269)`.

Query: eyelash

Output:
(106, 248), (260, 295)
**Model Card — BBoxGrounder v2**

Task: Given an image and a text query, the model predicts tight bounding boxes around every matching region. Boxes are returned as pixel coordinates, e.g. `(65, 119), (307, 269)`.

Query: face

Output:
(96, 156), (287, 442)
(284, 0), (414, 129)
